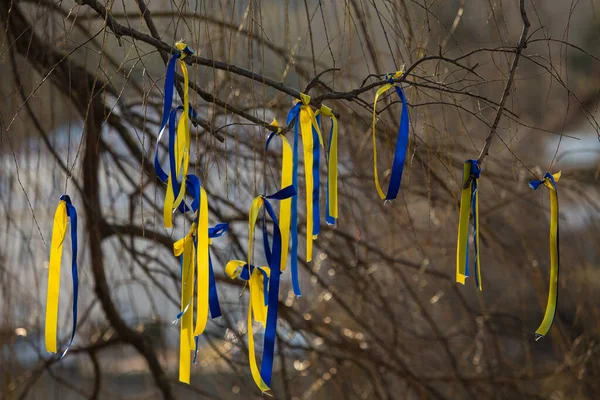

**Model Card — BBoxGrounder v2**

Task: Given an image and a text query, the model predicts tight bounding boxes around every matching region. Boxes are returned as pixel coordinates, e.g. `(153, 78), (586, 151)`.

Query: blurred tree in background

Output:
(1, 0), (600, 399)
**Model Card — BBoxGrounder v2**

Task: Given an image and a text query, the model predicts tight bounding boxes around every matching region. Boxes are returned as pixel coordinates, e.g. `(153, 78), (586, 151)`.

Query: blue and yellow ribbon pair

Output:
(171, 174), (227, 383)
(456, 159), (482, 290)
(155, 41), (194, 228)
(226, 185), (296, 392)
(371, 70), (410, 201)
(286, 94), (324, 295)
(45, 195), (78, 358)
(529, 171), (561, 340)
(173, 219), (228, 383)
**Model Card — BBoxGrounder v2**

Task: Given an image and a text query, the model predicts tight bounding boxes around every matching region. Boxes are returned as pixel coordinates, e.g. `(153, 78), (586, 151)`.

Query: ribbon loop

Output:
(45, 195), (79, 359)
(371, 74), (410, 201)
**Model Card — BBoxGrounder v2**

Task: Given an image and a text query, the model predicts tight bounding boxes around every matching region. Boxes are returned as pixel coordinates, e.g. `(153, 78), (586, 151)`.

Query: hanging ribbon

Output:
(226, 185), (296, 392)
(45, 195), (78, 358)
(265, 120), (293, 274)
(155, 41), (194, 228)
(173, 221), (228, 383)
(455, 160), (482, 290)
(172, 172), (228, 382)
(286, 94), (323, 296)
(318, 105), (339, 225)
(529, 171), (561, 340)
(173, 223), (196, 384)
(371, 70), (410, 201)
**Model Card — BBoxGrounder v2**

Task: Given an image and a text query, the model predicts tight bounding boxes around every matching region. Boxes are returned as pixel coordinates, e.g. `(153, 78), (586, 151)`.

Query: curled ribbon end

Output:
(534, 333), (545, 342)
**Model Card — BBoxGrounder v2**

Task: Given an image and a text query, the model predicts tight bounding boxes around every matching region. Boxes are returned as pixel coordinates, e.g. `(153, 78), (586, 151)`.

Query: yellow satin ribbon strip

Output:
(456, 161), (472, 285)
(193, 188), (210, 337)
(319, 105), (339, 222)
(225, 260), (271, 392)
(45, 200), (68, 353)
(173, 224), (196, 383)
(270, 119), (293, 271)
(371, 70), (403, 200)
(299, 94), (323, 261)
(535, 171), (561, 339)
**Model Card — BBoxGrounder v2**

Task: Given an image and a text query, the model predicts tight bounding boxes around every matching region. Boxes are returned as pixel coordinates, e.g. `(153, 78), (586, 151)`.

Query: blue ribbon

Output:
(58, 195), (78, 359)
(384, 82), (410, 201)
(325, 118), (336, 225)
(286, 103), (302, 296)
(463, 159), (481, 282)
(312, 114), (321, 237)
(258, 185), (295, 385)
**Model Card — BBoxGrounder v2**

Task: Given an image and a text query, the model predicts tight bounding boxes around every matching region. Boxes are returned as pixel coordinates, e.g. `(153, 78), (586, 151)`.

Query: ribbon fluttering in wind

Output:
(371, 70), (410, 201)
(286, 94), (323, 296)
(317, 105), (339, 225)
(529, 171), (561, 340)
(226, 185), (296, 392)
(45, 195), (78, 358)
(456, 159), (482, 290)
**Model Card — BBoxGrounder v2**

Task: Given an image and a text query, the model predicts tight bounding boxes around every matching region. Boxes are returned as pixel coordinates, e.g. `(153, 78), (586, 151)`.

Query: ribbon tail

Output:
(456, 162), (472, 285)
(45, 200), (68, 353)
(326, 115), (338, 225)
(535, 181), (560, 339)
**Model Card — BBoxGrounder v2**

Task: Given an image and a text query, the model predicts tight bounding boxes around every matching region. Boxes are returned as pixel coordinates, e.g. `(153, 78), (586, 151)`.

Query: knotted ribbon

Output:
(156, 41), (194, 228)
(371, 70), (410, 201)
(286, 94), (323, 296)
(226, 185), (296, 392)
(45, 195), (78, 358)
(456, 160), (482, 290)
(529, 171), (561, 340)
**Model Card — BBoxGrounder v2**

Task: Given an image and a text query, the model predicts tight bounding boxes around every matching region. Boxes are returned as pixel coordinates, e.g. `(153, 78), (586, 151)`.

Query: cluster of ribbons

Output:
(45, 195), (78, 358)
(226, 186), (295, 392)
(285, 95), (339, 296)
(529, 172), (561, 340)
(153, 41), (228, 383)
(371, 70), (410, 201)
(454, 162), (562, 340)
(455, 159), (482, 290)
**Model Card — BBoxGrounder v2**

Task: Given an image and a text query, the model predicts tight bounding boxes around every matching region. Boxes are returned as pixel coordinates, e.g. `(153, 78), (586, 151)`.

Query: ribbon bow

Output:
(529, 171), (561, 340)
(45, 195), (78, 358)
(227, 185), (296, 392)
(286, 94), (324, 296)
(456, 159), (482, 290)
(371, 70), (410, 201)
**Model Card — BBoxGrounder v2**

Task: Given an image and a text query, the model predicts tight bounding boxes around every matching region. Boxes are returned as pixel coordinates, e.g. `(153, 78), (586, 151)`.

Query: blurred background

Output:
(1, 0), (600, 399)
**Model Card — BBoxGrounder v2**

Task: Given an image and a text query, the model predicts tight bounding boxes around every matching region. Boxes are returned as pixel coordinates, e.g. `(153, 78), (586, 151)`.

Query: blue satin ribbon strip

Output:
(60, 195), (78, 359)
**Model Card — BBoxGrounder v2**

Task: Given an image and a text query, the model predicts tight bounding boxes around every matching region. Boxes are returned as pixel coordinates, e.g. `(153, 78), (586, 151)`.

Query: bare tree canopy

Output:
(1, 0), (600, 399)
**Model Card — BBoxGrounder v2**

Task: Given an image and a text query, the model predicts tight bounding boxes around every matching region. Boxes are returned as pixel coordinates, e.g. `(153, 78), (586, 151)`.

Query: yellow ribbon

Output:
(371, 70), (403, 200)
(45, 200), (68, 353)
(455, 161), (482, 288)
(318, 105), (338, 223)
(164, 41), (192, 228)
(533, 171), (561, 340)
(298, 94), (323, 261)
(270, 119), (293, 271)
(193, 188), (210, 337)
(225, 260), (271, 392)
(173, 223), (196, 383)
